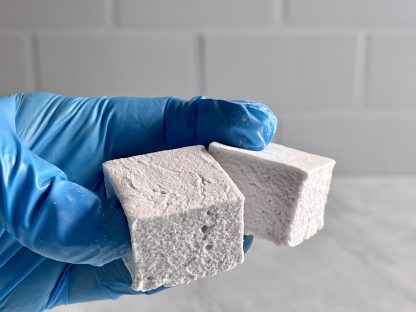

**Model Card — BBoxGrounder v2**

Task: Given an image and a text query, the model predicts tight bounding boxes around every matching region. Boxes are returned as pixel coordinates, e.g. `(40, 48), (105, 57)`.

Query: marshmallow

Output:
(209, 142), (335, 247)
(103, 146), (244, 291)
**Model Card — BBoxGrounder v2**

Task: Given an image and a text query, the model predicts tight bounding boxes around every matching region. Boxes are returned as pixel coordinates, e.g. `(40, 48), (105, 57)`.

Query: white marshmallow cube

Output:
(209, 142), (335, 247)
(103, 146), (244, 291)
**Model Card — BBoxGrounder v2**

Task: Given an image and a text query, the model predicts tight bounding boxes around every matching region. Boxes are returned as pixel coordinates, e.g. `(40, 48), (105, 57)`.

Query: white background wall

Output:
(0, 0), (415, 173)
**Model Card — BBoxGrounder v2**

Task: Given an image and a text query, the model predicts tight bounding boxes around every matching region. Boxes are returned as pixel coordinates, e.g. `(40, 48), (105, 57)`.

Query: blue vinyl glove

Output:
(0, 92), (277, 311)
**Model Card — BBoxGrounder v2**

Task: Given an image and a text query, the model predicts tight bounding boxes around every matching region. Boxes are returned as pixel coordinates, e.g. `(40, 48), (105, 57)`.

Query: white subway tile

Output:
(118, 0), (279, 28)
(0, 0), (107, 29)
(288, 0), (416, 27)
(276, 112), (416, 174)
(368, 33), (416, 108)
(205, 32), (357, 109)
(0, 32), (33, 94)
(36, 32), (198, 98)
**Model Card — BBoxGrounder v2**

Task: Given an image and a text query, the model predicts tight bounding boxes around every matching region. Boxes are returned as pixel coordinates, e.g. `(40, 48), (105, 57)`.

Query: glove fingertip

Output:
(243, 234), (254, 253)
(240, 101), (278, 151)
(143, 285), (169, 295)
(196, 98), (277, 152)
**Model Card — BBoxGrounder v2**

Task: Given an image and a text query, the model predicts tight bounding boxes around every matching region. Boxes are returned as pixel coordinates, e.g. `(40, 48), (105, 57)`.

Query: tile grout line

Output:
(362, 33), (372, 108)
(352, 31), (368, 108)
(197, 33), (206, 96)
(105, 0), (119, 28)
(113, 0), (121, 27)
(281, 0), (290, 25)
(30, 33), (41, 91)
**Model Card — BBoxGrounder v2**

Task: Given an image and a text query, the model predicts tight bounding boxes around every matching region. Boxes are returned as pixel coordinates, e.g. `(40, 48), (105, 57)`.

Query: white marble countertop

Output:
(53, 176), (416, 312)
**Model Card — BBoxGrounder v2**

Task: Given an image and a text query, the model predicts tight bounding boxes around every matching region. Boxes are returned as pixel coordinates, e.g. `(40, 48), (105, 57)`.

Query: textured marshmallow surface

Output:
(209, 142), (335, 247)
(103, 146), (244, 291)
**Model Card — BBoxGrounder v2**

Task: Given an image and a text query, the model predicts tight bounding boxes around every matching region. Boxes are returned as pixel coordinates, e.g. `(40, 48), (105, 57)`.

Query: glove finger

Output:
(16, 93), (276, 191)
(1, 127), (130, 266)
(0, 256), (68, 312)
(165, 96), (277, 151)
(49, 259), (167, 307)
(15, 93), (170, 189)
(243, 234), (254, 253)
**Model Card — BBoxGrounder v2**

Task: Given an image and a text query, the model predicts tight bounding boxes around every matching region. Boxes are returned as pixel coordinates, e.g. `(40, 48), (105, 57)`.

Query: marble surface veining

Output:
(53, 176), (416, 312)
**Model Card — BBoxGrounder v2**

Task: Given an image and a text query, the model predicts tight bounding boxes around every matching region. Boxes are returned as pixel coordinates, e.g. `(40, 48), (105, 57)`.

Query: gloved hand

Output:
(0, 92), (277, 311)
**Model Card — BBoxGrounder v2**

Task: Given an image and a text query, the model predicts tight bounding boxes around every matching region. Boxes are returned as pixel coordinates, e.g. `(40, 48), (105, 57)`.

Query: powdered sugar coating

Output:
(103, 146), (244, 291)
(209, 142), (335, 247)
